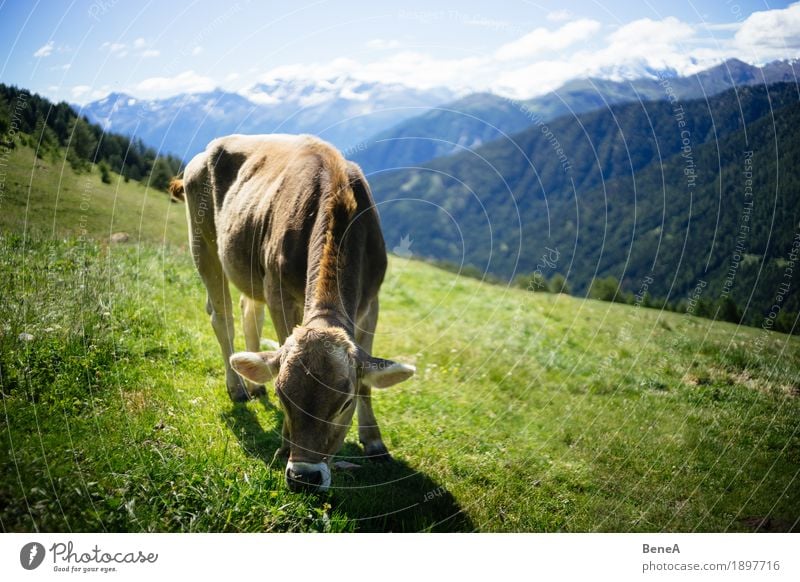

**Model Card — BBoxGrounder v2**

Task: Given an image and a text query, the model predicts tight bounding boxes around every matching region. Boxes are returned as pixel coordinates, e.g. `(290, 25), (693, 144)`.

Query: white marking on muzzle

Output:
(286, 461), (331, 491)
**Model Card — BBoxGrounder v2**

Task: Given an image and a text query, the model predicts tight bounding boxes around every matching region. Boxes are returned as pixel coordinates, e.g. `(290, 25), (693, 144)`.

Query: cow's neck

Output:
(302, 180), (359, 334)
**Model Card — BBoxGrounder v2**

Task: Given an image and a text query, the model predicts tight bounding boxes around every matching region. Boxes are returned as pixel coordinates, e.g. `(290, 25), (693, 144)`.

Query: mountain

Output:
(351, 59), (800, 174)
(80, 77), (457, 160)
(366, 83), (800, 329)
(348, 92), (534, 173)
(80, 59), (797, 167)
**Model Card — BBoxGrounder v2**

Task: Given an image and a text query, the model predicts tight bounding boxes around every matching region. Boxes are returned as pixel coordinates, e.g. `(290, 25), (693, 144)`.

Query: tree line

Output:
(431, 258), (796, 335)
(510, 271), (795, 335)
(0, 83), (182, 191)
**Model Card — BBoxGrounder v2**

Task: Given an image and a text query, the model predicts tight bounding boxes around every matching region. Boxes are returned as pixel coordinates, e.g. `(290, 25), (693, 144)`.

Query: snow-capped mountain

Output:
(79, 77), (457, 160)
(350, 58), (800, 174)
(80, 59), (799, 163)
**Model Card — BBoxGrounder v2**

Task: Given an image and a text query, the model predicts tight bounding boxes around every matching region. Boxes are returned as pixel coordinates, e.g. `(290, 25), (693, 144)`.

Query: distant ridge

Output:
(79, 78), (457, 160)
(351, 59), (800, 174)
(366, 82), (800, 331)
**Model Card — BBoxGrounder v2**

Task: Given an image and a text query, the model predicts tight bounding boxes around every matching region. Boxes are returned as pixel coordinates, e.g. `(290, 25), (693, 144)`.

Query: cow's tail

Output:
(168, 176), (185, 202)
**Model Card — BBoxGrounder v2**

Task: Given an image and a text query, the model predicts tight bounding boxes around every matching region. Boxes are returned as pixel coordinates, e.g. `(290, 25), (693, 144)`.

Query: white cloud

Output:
(244, 90), (280, 105)
(583, 17), (698, 77)
(101, 39), (161, 59)
(34, 41), (54, 58)
(493, 15), (749, 97)
(547, 9), (572, 23)
(245, 7), (800, 100)
(90, 87), (111, 102)
(463, 17), (513, 31)
(71, 85), (91, 98)
(704, 22), (740, 32)
(101, 41), (128, 57)
(495, 58), (586, 97)
(250, 15), (715, 100)
(95, 4), (800, 103)
(735, 2), (800, 53)
(339, 85), (370, 101)
(607, 16), (693, 47)
(258, 53), (489, 92)
(495, 19), (601, 61)
(135, 70), (216, 98)
(366, 38), (400, 50)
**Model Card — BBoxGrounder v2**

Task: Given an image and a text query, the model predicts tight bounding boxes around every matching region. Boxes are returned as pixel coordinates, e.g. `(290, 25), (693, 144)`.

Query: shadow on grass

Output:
(221, 398), (283, 467)
(328, 442), (474, 532)
(222, 401), (473, 532)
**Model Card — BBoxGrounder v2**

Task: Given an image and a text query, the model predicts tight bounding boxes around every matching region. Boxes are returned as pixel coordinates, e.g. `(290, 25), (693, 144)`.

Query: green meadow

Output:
(1, 144), (798, 532)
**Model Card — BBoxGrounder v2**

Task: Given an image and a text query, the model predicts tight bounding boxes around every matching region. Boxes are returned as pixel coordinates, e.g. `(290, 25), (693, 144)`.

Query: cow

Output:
(170, 134), (415, 492)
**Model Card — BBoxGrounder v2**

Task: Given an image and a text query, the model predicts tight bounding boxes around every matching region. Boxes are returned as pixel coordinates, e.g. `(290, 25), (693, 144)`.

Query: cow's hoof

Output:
(363, 442), (392, 462)
(227, 384), (250, 403)
(272, 445), (289, 463)
(247, 383), (267, 398)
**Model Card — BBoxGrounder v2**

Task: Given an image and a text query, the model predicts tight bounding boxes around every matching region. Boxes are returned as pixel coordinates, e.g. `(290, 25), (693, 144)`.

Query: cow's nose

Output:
(286, 465), (323, 492)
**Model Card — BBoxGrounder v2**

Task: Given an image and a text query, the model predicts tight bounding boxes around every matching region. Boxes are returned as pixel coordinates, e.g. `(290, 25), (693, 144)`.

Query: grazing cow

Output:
(172, 134), (415, 492)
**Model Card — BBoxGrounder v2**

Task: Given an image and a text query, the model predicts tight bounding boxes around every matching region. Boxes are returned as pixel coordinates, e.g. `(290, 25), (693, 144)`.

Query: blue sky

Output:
(1, 0), (799, 104)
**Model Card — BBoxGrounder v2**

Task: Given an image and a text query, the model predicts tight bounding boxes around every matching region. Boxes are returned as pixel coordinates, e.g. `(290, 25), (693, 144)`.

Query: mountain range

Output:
(75, 58), (800, 328)
(350, 59), (800, 174)
(80, 59), (797, 171)
(80, 77), (457, 160)
(365, 82), (800, 327)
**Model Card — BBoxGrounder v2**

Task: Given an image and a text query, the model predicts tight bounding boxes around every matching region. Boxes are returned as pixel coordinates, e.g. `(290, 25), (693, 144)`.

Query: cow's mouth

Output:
(285, 460), (331, 492)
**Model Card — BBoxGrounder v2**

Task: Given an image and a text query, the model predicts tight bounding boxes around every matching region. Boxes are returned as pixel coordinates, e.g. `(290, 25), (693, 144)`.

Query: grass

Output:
(0, 142), (186, 246)
(1, 143), (799, 532)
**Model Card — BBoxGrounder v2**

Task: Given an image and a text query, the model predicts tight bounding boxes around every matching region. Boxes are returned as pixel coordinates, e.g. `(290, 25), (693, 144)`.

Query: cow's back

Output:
(218, 135), (327, 301)
(183, 134), (383, 308)
(183, 134), (300, 250)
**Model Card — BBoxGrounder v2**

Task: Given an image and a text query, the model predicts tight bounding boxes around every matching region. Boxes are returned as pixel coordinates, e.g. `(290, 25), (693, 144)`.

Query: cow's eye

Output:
(339, 398), (354, 415)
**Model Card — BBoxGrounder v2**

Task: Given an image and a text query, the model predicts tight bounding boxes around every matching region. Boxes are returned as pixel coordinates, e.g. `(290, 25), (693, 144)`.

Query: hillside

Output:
(367, 83), (800, 331)
(352, 59), (800, 174)
(1, 132), (798, 533)
(545, 96), (800, 328)
(0, 143), (186, 246)
(350, 92), (534, 173)
(2, 239), (798, 532)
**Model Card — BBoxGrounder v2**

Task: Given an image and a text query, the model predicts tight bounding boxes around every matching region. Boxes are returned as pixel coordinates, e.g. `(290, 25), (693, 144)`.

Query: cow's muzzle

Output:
(285, 461), (331, 492)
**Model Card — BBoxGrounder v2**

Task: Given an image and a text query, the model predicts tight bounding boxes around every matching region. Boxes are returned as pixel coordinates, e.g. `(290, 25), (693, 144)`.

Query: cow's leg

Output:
(355, 299), (391, 461)
(266, 283), (302, 458)
(183, 156), (248, 402)
(265, 283), (300, 344)
(240, 295), (266, 397)
(196, 243), (249, 402)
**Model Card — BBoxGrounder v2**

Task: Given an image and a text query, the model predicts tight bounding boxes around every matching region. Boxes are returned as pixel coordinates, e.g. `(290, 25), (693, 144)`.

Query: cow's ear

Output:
(230, 351), (281, 383)
(360, 354), (415, 388)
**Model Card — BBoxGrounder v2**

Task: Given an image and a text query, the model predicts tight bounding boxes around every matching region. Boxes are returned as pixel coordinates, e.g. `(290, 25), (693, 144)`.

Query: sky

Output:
(1, 0), (799, 104)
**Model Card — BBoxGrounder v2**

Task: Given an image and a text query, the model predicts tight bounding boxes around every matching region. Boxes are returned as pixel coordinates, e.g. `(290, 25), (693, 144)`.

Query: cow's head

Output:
(229, 326), (414, 492)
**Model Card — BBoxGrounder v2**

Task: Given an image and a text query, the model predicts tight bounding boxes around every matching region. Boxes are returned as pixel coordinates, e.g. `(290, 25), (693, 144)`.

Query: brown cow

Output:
(173, 134), (414, 492)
